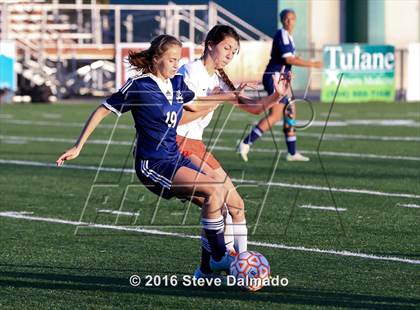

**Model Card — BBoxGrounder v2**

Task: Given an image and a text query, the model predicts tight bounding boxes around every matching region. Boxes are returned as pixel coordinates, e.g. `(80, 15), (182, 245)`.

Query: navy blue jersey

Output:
(102, 73), (195, 160)
(265, 28), (295, 74)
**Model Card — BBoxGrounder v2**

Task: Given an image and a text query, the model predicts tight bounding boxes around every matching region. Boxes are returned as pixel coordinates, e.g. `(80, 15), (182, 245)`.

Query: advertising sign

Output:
(0, 40), (16, 91)
(321, 44), (395, 102)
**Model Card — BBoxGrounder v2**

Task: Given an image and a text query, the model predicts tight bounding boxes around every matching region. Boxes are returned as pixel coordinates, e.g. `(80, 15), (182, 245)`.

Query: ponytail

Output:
(128, 49), (153, 73)
(216, 68), (236, 91)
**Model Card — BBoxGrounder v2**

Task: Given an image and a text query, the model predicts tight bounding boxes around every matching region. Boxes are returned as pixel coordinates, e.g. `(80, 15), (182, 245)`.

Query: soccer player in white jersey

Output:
(176, 25), (290, 278)
(238, 9), (322, 162)
(55, 35), (274, 272)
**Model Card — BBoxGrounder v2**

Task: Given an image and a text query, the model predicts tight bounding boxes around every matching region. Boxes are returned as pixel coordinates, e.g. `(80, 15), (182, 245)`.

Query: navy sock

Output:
(200, 248), (212, 273)
(202, 217), (226, 261)
(243, 125), (263, 145)
(286, 136), (297, 155)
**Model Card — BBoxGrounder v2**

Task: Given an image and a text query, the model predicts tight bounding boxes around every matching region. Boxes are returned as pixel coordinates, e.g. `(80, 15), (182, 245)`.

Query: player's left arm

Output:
(179, 107), (216, 125)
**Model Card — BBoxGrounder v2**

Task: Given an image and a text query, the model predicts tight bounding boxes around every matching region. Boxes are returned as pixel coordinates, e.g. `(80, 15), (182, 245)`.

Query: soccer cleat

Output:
(193, 267), (223, 279)
(193, 267), (228, 285)
(193, 267), (215, 279)
(286, 153), (310, 162)
(237, 141), (250, 162)
(210, 251), (237, 273)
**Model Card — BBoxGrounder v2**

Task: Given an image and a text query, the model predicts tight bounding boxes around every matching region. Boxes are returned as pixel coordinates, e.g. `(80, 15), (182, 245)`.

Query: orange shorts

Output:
(176, 135), (221, 170)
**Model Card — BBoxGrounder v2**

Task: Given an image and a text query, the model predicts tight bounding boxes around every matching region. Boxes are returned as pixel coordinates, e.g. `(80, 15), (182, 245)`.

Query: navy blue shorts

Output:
(135, 155), (202, 200)
(262, 72), (289, 104)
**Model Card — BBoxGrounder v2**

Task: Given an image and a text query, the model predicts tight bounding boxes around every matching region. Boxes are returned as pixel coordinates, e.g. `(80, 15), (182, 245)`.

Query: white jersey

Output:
(176, 59), (230, 140)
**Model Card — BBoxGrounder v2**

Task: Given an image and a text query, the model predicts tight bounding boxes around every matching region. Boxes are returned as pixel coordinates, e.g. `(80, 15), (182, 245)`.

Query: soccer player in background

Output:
(56, 34), (247, 272)
(176, 25), (290, 278)
(238, 8), (322, 162)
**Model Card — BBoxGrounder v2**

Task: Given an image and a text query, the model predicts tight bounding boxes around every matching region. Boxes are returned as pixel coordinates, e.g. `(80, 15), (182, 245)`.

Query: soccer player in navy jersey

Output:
(238, 9), (322, 162)
(56, 35), (245, 271)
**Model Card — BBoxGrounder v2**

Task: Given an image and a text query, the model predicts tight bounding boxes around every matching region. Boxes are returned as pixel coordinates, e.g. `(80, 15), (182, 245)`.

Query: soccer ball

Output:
(229, 251), (270, 292)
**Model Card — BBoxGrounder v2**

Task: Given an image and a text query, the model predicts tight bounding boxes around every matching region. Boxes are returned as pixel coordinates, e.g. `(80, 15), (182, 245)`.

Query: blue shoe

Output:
(193, 267), (214, 279)
(193, 267), (227, 285)
(210, 251), (236, 273)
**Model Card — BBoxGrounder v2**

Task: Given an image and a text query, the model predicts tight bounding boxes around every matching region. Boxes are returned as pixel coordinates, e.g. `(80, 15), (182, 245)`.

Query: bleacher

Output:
(0, 0), (270, 101)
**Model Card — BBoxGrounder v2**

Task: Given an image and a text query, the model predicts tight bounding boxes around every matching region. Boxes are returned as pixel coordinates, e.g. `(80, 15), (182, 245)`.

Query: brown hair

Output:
(203, 24), (240, 57)
(203, 25), (240, 92)
(128, 34), (182, 74)
(216, 68), (235, 91)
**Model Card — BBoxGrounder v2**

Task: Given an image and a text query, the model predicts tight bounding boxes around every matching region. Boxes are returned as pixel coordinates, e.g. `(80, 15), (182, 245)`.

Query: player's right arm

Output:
(285, 56), (322, 68)
(56, 105), (111, 166)
(56, 78), (136, 166)
(274, 29), (322, 69)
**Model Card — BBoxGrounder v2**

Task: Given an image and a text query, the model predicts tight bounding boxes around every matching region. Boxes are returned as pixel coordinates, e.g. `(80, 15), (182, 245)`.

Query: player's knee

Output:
(268, 112), (282, 124)
(206, 186), (225, 207)
(227, 192), (245, 220)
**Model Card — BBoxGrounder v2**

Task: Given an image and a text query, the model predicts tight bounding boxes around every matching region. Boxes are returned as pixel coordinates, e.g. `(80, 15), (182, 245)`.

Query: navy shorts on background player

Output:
(262, 73), (289, 105)
(263, 28), (295, 105)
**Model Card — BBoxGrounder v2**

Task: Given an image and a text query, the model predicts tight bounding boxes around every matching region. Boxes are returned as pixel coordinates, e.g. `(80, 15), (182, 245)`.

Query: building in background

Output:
(0, 0), (418, 101)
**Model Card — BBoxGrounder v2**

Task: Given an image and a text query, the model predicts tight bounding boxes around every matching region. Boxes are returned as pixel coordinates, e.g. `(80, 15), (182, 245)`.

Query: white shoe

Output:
(286, 153), (310, 162)
(237, 141), (250, 162)
(210, 251), (237, 273)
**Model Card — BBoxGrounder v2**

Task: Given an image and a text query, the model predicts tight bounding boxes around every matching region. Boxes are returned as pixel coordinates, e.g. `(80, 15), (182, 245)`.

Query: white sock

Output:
(224, 209), (235, 252)
(233, 220), (247, 253)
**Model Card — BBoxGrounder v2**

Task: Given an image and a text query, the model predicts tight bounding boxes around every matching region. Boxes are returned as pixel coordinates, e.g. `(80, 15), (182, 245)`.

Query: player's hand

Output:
(210, 86), (224, 95)
(235, 82), (258, 99)
(235, 82), (248, 97)
(56, 146), (80, 166)
(272, 73), (290, 97)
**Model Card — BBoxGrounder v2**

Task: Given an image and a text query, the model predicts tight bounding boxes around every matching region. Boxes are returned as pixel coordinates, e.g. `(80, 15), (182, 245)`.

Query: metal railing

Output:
(0, 1), (271, 99)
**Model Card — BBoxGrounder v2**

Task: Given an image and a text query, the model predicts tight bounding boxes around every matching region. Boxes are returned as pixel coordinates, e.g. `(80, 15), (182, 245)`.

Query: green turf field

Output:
(1, 101), (419, 309)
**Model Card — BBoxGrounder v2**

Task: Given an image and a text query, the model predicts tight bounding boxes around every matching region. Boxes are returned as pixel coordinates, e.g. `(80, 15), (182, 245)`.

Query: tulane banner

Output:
(321, 44), (395, 103)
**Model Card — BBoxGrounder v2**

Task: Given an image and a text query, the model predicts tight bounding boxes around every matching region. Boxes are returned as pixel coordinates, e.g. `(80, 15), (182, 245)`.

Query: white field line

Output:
(396, 204), (420, 209)
(298, 205), (347, 212)
(0, 135), (132, 146)
(1, 134), (419, 162)
(1, 118), (133, 129)
(1, 139), (27, 144)
(214, 128), (420, 142)
(2, 118), (420, 129)
(0, 211), (419, 265)
(275, 119), (420, 127)
(211, 146), (420, 162)
(1, 158), (420, 200)
(261, 132), (420, 142)
(42, 113), (62, 119)
(97, 209), (141, 216)
(0, 159), (125, 172)
(210, 128), (420, 142)
(3, 118), (420, 141)
(3, 119), (420, 143)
